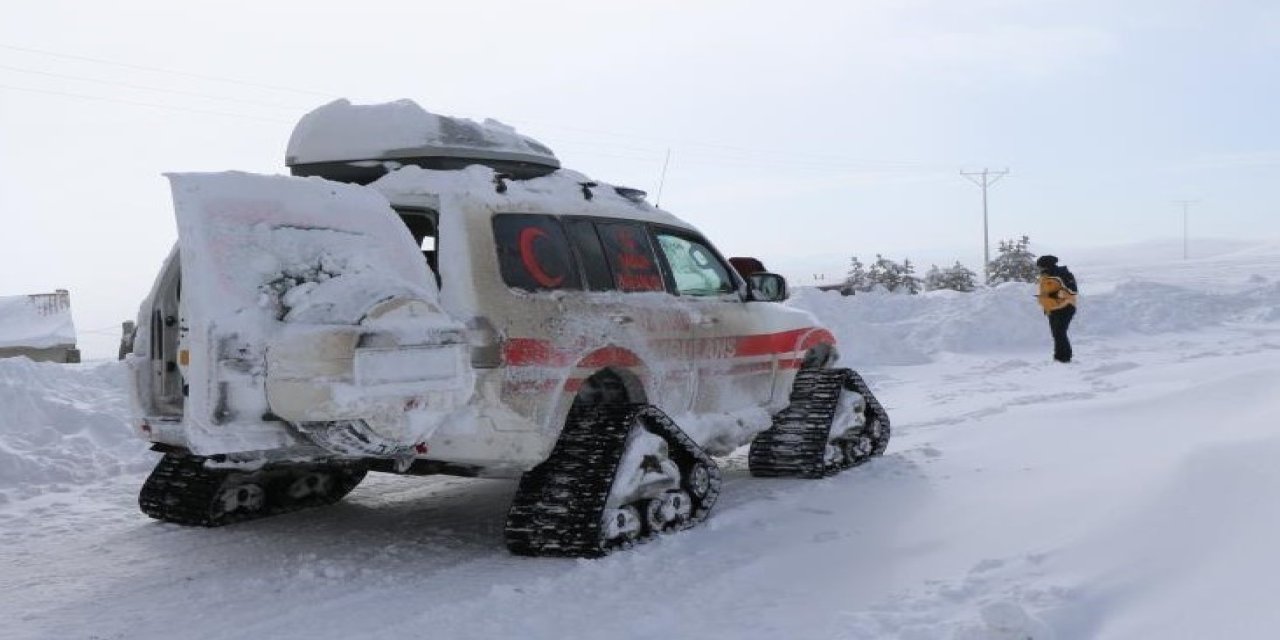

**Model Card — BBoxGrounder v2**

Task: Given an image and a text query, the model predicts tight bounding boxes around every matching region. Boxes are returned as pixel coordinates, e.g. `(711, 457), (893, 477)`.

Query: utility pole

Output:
(1173, 199), (1199, 260)
(961, 168), (1010, 284)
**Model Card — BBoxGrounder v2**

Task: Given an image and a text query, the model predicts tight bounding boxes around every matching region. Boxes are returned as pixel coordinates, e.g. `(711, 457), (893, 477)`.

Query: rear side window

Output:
(493, 214), (582, 291)
(595, 221), (666, 293)
(564, 219), (614, 291)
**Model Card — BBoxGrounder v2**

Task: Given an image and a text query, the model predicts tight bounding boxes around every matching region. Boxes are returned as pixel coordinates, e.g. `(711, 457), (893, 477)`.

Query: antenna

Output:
(654, 148), (672, 207)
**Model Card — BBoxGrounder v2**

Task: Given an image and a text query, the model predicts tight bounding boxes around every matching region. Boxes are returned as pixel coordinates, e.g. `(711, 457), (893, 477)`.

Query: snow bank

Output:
(0, 358), (148, 500)
(0, 291), (76, 349)
(791, 278), (1280, 366)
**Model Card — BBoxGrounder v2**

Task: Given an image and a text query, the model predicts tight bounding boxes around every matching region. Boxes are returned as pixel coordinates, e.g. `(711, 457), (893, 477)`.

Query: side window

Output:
(596, 221), (666, 293)
(655, 232), (736, 296)
(564, 219), (614, 291)
(396, 209), (440, 287)
(492, 214), (582, 291)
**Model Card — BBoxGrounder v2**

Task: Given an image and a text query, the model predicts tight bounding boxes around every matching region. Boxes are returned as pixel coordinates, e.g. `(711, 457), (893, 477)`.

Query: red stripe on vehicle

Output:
(734, 328), (808, 358)
(579, 346), (644, 368)
(797, 328), (836, 352)
(503, 338), (568, 367)
(503, 327), (834, 368)
(724, 361), (776, 375)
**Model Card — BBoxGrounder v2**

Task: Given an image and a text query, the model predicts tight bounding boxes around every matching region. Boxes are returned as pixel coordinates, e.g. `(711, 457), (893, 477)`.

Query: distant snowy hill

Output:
(1068, 238), (1280, 293)
(790, 267), (1280, 367)
(773, 237), (1280, 294)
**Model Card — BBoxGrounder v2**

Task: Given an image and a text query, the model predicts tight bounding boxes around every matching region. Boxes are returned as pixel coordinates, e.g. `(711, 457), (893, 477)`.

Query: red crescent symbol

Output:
(518, 226), (565, 288)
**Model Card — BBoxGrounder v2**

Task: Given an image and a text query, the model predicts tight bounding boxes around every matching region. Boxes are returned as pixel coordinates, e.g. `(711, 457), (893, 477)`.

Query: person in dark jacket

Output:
(1035, 255), (1078, 363)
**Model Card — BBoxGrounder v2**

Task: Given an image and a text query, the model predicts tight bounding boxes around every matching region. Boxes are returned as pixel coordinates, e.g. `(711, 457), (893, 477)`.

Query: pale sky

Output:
(2, 0), (1278, 358)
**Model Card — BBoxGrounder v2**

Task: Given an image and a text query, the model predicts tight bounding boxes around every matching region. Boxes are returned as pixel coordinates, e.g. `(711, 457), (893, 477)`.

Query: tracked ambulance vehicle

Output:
(127, 100), (890, 556)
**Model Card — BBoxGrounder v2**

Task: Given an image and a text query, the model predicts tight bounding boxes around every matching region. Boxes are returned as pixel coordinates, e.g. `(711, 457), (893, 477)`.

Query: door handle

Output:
(698, 316), (720, 326)
(611, 314), (634, 325)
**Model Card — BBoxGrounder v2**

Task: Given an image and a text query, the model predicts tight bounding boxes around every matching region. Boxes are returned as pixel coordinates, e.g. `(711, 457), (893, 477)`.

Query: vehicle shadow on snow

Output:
(22, 455), (935, 640)
(180, 449), (930, 579)
(13, 475), (525, 640)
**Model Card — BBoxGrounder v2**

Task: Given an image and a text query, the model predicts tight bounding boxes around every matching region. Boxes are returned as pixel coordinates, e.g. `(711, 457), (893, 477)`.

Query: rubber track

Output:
(505, 404), (721, 558)
(138, 453), (366, 527)
(748, 368), (891, 479)
(849, 369), (892, 457)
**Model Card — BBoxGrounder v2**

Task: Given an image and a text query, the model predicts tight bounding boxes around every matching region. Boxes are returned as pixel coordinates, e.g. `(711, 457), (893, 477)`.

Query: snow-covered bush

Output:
(899, 258), (922, 294)
(925, 261), (979, 292)
(867, 255), (921, 294)
(843, 256), (870, 292)
(844, 255), (922, 294)
(867, 255), (901, 292)
(987, 236), (1038, 284)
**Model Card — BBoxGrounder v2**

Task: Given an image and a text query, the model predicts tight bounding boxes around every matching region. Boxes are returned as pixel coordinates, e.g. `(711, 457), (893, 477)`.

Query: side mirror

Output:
(747, 272), (788, 302)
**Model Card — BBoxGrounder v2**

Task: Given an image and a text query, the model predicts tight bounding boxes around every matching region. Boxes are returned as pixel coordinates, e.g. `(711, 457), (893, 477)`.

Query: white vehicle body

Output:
(128, 101), (838, 478)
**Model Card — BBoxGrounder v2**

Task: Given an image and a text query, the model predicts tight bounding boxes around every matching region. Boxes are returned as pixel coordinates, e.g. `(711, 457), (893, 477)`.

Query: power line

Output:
(0, 84), (289, 123)
(508, 119), (952, 172)
(4, 43), (957, 174)
(554, 139), (957, 175)
(0, 42), (334, 97)
(2, 83), (948, 176)
(0, 63), (309, 111)
(960, 167), (1010, 284)
(1, 43), (968, 180)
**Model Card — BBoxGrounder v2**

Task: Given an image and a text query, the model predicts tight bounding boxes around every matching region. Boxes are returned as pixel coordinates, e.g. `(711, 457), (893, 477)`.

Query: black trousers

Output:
(1048, 305), (1076, 362)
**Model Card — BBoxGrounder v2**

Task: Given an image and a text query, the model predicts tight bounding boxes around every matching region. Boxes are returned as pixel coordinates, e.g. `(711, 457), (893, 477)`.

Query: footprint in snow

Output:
(919, 445), (943, 458)
(953, 601), (1055, 640)
(1084, 361), (1139, 377)
(969, 558), (1006, 574)
(1008, 391), (1094, 407)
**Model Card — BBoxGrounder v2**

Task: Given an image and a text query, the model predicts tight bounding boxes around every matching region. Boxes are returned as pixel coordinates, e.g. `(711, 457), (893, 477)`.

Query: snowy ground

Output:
(3, 242), (1279, 640)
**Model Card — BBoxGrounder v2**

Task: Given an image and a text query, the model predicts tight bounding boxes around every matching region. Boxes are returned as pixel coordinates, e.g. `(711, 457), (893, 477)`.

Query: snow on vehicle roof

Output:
(0, 292), (76, 350)
(370, 164), (695, 230)
(286, 99), (560, 169)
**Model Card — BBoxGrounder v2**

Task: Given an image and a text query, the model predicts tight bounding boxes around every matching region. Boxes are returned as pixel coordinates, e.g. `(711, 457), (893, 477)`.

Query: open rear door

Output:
(169, 172), (472, 456)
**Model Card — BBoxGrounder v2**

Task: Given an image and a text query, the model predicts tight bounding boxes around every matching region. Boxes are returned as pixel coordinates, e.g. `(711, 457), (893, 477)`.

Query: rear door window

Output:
(493, 214), (582, 291)
(595, 221), (666, 293)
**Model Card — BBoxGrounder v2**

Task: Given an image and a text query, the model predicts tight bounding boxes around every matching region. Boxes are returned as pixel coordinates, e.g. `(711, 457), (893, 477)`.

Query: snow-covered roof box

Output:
(286, 99), (560, 184)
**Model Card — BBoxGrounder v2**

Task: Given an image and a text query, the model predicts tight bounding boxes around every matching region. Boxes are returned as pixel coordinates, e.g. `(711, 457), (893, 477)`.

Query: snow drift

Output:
(791, 279), (1280, 366)
(0, 358), (148, 501)
(4, 273), (1276, 498)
